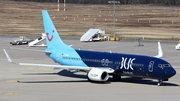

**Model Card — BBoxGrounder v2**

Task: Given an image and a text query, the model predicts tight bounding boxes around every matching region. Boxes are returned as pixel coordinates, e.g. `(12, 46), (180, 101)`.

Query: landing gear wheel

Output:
(17, 42), (20, 45)
(158, 79), (162, 86)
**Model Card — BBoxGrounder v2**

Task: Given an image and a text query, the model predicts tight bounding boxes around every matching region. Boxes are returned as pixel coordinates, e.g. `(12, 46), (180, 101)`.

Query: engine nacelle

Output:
(88, 68), (109, 82)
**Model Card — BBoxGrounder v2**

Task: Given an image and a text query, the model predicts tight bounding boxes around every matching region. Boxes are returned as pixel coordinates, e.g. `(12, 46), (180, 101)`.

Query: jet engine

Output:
(87, 68), (109, 82)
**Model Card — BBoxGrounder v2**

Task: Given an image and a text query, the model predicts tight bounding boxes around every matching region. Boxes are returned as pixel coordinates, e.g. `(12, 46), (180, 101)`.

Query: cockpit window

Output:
(163, 64), (171, 67)
(158, 64), (171, 68)
(158, 64), (162, 68)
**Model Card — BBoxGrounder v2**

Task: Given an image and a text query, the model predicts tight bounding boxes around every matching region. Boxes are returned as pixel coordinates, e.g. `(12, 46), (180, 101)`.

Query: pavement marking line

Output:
(6, 80), (18, 83)
(37, 67), (51, 70)
(25, 67), (37, 70)
(3, 92), (21, 95)
(25, 67), (52, 71)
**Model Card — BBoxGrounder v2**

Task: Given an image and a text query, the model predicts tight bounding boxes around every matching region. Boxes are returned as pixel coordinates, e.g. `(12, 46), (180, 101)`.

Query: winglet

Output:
(3, 49), (12, 62)
(154, 42), (163, 58)
(3, 49), (18, 64)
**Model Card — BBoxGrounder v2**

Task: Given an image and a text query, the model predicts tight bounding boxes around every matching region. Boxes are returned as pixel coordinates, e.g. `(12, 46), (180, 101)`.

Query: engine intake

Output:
(88, 68), (109, 82)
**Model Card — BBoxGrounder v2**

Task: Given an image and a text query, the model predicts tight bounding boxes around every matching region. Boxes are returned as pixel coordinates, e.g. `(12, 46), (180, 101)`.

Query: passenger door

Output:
(148, 61), (154, 72)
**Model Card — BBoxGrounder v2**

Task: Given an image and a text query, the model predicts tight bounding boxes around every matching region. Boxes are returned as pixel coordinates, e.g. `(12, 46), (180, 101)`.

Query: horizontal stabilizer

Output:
(10, 47), (51, 54)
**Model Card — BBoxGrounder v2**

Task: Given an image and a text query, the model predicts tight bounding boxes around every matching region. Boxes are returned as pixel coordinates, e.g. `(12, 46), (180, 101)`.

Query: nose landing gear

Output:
(158, 79), (169, 86)
(158, 79), (163, 86)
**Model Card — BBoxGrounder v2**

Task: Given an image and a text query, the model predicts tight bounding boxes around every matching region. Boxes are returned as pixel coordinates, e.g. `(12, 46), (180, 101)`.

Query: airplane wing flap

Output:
(94, 67), (114, 73)
(19, 62), (90, 71)
(19, 63), (114, 73)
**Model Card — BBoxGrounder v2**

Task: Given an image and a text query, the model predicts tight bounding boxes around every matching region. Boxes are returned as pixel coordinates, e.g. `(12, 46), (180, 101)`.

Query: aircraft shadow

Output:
(22, 70), (178, 86)
(22, 70), (87, 79)
(18, 80), (88, 83)
(21, 70), (110, 84)
(109, 77), (179, 86)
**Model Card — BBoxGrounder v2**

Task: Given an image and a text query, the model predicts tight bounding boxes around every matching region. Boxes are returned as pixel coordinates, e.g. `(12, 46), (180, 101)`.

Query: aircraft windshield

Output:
(158, 64), (171, 68)
(163, 64), (171, 67)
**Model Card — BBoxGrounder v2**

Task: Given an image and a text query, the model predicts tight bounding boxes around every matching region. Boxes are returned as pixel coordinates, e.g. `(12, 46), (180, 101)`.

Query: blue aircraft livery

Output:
(3, 10), (176, 86)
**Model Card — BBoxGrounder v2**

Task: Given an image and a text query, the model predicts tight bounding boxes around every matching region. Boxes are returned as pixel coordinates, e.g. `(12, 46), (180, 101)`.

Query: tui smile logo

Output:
(46, 30), (54, 42)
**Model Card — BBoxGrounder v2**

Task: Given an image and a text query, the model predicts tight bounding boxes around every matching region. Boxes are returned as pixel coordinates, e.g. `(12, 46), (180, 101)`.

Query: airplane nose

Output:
(167, 68), (176, 78)
(172, 68), (176, 76)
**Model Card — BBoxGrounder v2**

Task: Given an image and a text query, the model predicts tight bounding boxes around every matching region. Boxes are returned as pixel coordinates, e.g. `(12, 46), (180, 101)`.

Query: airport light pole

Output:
(58, 0), (59, 11)
(113, 0), (116, 38)
(108, 0), (120, 38)
(64, 0), (66, 11)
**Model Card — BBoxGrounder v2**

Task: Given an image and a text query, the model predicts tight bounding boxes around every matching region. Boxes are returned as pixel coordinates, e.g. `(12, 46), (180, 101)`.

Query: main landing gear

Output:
(112, 74), (121, 81)
(158, 78), (169, 86)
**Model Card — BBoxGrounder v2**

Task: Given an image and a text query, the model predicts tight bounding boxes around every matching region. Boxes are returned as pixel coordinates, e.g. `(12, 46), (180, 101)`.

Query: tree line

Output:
(11, 0), (180, 5)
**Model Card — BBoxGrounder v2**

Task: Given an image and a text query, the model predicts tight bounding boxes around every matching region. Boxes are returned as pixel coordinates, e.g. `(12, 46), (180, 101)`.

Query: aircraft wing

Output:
(154, 42), (163, 58)
(3, 49), (114, 73)
(19, 63), (91, 71)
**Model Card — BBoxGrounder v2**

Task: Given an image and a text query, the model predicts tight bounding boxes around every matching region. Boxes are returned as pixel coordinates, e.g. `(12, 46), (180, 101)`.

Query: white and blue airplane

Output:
(4, 10), (176, 86)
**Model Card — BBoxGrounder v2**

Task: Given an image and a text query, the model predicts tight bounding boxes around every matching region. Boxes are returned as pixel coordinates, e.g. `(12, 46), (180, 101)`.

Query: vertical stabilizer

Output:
(42, 10), (67, 49)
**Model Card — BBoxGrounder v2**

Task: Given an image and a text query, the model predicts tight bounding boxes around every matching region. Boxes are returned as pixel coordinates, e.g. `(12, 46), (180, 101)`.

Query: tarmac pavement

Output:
(0, 35), (180, 101)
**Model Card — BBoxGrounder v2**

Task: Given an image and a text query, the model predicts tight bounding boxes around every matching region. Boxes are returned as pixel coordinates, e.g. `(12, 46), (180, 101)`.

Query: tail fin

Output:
(42, 10), (67, 49)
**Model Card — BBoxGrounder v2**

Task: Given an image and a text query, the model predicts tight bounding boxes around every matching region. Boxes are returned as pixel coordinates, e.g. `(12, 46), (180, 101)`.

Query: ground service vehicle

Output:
(10, 36), (34, 45)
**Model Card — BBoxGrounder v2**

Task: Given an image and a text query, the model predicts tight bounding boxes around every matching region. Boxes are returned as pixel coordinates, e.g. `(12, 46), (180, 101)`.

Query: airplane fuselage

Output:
(46, 49), (176, 80)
